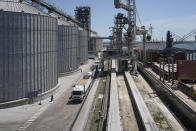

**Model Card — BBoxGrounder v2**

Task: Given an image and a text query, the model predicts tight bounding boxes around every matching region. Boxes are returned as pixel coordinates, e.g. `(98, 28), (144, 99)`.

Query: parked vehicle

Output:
(70, 70), (95, 102)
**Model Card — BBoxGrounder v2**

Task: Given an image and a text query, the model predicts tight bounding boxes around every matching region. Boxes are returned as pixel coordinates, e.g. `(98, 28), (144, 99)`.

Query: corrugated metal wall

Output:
(79, 30), (88, 64)
(89, 38), (103, 52)
(0, 11), (58, 102)
(58, 25), (68, 73)
(70, 26), (79, 71)
(96, 39), (103, 52)
(84, 30), (88, 62)
(58, 25), (79, 73)
(177, 60), (196, 80)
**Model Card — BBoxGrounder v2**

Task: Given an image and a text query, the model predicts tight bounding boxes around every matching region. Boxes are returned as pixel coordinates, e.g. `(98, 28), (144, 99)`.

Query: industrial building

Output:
(0, 0), (102, 103)
(0, 0), (196, 131)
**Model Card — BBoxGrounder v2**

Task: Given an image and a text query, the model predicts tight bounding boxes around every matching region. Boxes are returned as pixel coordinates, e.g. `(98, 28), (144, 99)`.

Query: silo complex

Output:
(58, 25), (80, 74)
(0, 0), (58, 102)
(96, 39), (103, 52)
(58, 17), (89, 74)
(70, 26), (80, 71)
(79, 30), (88, 64)
(89, 37), (103, 52)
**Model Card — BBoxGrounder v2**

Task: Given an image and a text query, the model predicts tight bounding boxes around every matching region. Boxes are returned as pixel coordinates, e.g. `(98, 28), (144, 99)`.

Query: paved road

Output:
(25, 62), (93, 131)
(71, 78), (100, 131)
(0, 60), (93, 131)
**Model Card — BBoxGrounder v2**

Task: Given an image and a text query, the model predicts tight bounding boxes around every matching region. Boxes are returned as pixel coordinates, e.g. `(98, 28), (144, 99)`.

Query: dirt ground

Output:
(117, 75), (139, 131)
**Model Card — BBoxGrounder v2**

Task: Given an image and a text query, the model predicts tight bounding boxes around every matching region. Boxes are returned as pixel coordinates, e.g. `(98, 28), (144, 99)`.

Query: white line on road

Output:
(17, 105), (49, 131)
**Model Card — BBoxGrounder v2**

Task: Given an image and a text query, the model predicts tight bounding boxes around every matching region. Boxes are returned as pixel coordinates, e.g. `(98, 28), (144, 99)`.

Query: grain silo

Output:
(57, 17), (79, 74)
(70, 26), (79, 71)
(89, 32), (103, 54)
(0, 0), (58, 102)
(78, 29), (88, 64)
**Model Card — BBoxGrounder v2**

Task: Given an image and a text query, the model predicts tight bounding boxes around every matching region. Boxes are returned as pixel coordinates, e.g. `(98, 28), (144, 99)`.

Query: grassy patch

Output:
(89, 77), (106, 131)
(89, 99), (102, 131)
(153, 112), (172, 130)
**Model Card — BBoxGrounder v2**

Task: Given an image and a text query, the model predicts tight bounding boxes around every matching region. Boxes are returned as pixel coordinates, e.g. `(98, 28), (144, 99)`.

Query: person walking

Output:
(50, 94), (54, 102)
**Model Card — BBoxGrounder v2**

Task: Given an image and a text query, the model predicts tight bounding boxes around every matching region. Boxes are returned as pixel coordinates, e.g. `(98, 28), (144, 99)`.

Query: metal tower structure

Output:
(75, 6), (91, 29)
(114, 0), (137, 52)
(114, 0), (148, 62)
(114, 13), (128, 53)
(127, 0), (136, 42)
(149, 24), (153, 38)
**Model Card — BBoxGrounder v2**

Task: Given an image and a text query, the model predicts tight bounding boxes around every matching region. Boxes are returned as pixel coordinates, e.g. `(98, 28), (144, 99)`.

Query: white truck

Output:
(70, 71), (94, 102)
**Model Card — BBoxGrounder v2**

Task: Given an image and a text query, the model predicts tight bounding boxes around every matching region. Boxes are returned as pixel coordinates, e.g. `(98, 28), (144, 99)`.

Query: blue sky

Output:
(45, 0), (196, 40)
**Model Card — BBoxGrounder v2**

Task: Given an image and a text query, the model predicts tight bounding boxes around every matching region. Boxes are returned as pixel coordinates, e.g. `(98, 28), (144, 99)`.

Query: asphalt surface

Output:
(0, 60), (94, 131)
(26, 62), (93, 131)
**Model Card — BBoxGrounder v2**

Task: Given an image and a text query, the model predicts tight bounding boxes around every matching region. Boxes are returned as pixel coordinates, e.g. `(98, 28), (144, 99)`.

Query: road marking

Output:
(58, 104), (62, 108)
(17, 104), (49, 131)
(16, 63), (93, 131)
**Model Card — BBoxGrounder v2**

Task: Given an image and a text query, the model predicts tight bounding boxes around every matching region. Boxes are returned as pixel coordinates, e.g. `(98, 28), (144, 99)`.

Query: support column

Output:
(143, 33), (146, 63)
(172, 57), (174, 85)
(185, 53), (187, 60)
(192, 52), (194, 61)
(168, 57), (170, 82)
(163, 58), (165, 84)
(189, 52), (191, 60)
(159, 58), (162, 81)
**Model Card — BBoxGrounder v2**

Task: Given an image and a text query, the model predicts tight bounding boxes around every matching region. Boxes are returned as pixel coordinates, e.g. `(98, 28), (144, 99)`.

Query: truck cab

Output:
(70, 70), (95, 103)
(71, 85), (85, 101)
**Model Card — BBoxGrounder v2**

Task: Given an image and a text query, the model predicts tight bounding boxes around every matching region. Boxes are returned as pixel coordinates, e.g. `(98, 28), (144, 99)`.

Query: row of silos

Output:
(58, 26), (80, 73)
(0, 0), (88, 103)
(57, 18), (88, 74)
(89, 38), (103, 52)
